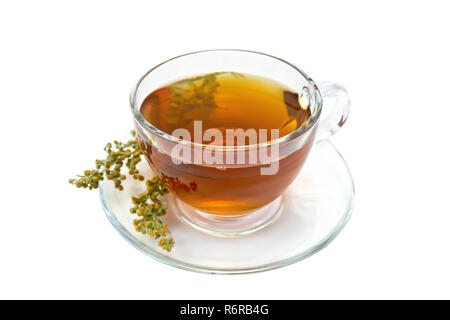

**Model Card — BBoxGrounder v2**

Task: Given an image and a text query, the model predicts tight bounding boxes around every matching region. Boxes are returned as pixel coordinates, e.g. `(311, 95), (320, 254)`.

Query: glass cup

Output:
(130, 50), (350, 236)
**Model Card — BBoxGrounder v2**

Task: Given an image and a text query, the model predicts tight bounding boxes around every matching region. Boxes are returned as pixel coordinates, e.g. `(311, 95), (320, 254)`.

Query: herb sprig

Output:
(130, 177), (174, 252)
(70, 72), (243, 251)
(69, 131), (173, 252)
(69, 131), (144, 190)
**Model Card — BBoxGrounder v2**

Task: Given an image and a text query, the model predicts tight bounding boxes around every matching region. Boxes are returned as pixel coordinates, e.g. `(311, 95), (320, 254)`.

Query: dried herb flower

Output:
(130, 177), (174, 252)
(69, 131), (174, 252)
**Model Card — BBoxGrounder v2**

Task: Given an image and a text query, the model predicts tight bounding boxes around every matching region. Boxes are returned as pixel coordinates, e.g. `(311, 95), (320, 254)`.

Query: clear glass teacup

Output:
(130, 50), (350, 236)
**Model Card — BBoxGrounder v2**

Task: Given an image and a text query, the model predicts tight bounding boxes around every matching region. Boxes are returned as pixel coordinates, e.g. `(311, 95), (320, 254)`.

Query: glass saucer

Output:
(99, 140), (355, 274)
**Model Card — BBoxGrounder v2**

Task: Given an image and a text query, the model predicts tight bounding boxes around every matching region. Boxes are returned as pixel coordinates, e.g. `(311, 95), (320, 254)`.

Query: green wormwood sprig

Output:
(130, 177), (174, 252)
(69, 131), (174, 252)
(69, 131), (144, 190)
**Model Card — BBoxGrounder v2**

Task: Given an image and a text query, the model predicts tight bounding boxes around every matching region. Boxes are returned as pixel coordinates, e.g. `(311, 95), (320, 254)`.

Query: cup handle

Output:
(315, 81), (351, 141)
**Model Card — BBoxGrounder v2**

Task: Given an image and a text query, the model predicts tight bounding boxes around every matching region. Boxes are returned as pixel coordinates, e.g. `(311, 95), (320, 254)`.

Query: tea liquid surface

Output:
(140, 72), (311, 142)
(138, 72), (314, 214)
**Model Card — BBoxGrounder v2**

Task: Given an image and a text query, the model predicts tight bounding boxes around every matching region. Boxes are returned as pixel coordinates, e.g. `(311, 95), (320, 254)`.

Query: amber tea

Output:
(137, 72), (316, 214)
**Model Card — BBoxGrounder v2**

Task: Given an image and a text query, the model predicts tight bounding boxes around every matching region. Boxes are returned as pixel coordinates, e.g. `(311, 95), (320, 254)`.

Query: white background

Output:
(1, 0), (449, 299)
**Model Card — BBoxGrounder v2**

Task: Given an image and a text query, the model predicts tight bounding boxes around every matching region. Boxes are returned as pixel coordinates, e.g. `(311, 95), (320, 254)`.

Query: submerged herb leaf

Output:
(164, 72), (244, 132)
